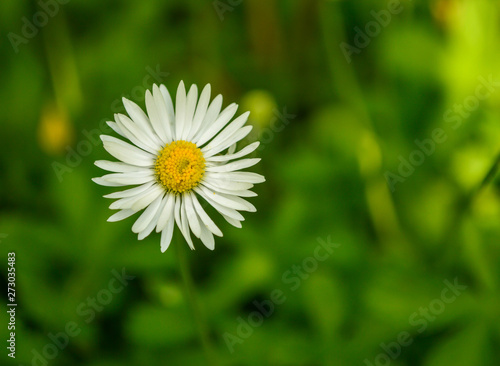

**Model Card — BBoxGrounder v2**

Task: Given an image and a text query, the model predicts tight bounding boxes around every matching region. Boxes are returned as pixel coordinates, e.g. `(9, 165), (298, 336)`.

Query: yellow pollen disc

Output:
(154, 140), (206, 194)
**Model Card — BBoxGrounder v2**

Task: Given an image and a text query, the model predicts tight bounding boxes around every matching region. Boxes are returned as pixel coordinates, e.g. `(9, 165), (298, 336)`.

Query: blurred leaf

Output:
(424, 322), (490, 366)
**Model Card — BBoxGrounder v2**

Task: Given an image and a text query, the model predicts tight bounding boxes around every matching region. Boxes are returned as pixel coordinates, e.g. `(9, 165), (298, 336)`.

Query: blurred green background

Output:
(1, 0), (500, 365)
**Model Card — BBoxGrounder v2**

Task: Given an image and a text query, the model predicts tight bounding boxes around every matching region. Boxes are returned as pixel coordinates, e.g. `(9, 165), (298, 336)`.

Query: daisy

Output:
(93, 82), (265, 252)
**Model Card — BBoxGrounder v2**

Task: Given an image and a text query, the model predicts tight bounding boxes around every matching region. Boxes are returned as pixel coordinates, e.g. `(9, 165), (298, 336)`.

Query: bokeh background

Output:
(1, 0), (500, 365)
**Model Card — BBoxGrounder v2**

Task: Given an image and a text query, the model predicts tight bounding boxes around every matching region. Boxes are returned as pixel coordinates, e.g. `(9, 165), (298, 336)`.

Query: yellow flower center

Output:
(154, 140), (206, 194)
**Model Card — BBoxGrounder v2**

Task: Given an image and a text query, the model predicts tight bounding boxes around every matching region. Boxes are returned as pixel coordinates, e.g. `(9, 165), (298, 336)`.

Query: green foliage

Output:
(1, 0), (499, 365)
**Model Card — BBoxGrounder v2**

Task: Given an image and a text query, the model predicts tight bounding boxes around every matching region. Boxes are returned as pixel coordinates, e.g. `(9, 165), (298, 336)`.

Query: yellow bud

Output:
(38, 104), (74, 155)
(240, 90), (277, 130)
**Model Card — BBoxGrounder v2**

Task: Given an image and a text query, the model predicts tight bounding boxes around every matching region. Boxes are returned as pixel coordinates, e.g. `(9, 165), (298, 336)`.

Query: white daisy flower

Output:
(93, 82), (265, 252)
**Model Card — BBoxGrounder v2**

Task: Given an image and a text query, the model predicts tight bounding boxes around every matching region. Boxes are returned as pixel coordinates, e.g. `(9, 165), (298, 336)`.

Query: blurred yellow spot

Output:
(431, 0), (459, 28)
(451, 147), (490, 190)
(38, 104), (74, 155)
(241, 90), (277, 129)
(357, 130), (382, 177)
(472, 188), (500, 220)
(159, 284), (183, 307)
(155, 141), (205, 194)
(240, 252), (273, 285)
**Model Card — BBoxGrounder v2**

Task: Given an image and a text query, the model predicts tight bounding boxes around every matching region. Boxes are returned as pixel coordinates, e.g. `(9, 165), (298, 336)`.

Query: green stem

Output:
(449, 151), (500, 230)
(175, 234), (216, 365)
(441, 151), (500, 272)
(474, 152), (500, 195)
(318, 1), (413, 258)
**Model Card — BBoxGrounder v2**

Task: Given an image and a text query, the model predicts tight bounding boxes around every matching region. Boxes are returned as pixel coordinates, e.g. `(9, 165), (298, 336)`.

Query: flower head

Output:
(93, 82), (265, 251)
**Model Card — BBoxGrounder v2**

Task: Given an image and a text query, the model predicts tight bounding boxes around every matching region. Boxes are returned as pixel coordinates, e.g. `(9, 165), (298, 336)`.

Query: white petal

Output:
(187, 84), (211, 141)
(115, 113), (161, 154)
(160, 217), (175, 252)
(194, 187), (245, 221)
(175, 81), (187, 140)
(206, 158), (261, 173)
(198, 224), (215, 250)
(138, 202), (164, 240)
(104, 182), (154, 199)
(174, 196), (181, 229)
(184, 193), (201, 238)
(202, 176), (254, 191)
(92, 177), (125, 187)
(197, 185), (255, 211)
(201, 181), (257, 198)
(109, 184), (161, 210)
(223, 193), (256, 211)
(101, 135), (155, 167)
(152, 84), (174, 143)
(96, 171), (155, 186)
(130, 185), (164, 211)
(227, 143), (237, 155)
(107, 209), (137, 222)
(122, 97), (158, 140)
(156, 193), (175, 233)
(196, 103), (238, 147)
(203, 125), (253, 157)
(202, 112), (249, 154)
(181, 84), (198, 140)
(137, 206), (160, 240)
(145, 89), (168, 143)
(206, 142), (260, 162)
(137, 219), (157, 240)
(107, 184), (161, 211)
(132, 194), (164, 234)
(174, 196), (194, 250)
(180, 199), (195, 249)
(95, 160), (148, 173)
(159, 84), (176, 139)
(106, 122), (125, 137)
(222, 214), (243, 228)
(193, 95), (223, 143)
(191, 193), (223, 237)
(206, 171), (266, 184)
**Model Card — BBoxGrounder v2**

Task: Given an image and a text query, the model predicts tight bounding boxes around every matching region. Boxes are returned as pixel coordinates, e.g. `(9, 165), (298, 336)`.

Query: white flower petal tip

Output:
(107, 209), (136, 222)
(93, 81), (265, 252)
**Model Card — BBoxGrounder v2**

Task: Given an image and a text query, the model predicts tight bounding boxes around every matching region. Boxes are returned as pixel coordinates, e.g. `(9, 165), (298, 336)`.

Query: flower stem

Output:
(175, 234), (216, 365)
